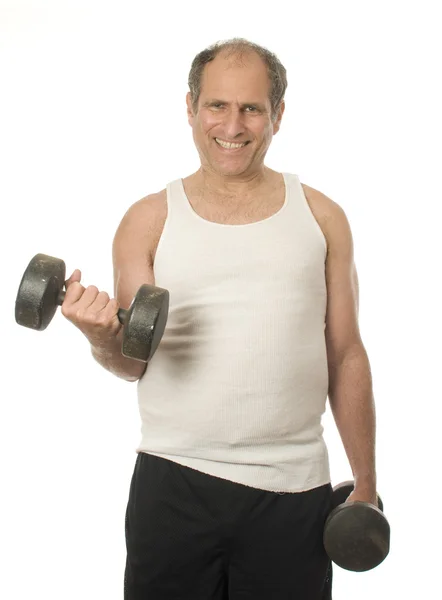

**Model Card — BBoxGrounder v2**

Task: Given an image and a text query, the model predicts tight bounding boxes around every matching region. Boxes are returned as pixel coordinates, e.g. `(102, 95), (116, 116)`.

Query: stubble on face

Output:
(187, 50), (282, 189)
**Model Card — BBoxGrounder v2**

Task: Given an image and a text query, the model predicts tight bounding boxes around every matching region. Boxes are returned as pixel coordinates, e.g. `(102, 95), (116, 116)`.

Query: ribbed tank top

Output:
(136, 172), (331, 493)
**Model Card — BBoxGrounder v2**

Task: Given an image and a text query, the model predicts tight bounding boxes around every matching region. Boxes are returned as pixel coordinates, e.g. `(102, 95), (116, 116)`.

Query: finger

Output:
(100, 298), (121, 327)
(79, 285), (100, 310)
(65, 269), (82, 289)
(63, 280), (86, 306)
(92, 291), (111, 313)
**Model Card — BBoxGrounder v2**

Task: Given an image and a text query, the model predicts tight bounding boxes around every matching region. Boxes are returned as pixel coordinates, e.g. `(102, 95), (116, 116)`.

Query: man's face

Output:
(186, 51), (285, 178)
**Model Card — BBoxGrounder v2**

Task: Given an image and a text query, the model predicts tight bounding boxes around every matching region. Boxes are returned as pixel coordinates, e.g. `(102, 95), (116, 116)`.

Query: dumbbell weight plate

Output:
(324, 500), (390, 572)
(122, 284), (169, 362)
(15, 254), (66, 331)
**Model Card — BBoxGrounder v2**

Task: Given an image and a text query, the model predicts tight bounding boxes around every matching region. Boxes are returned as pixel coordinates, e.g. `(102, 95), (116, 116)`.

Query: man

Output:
(62, 38), (377, 599)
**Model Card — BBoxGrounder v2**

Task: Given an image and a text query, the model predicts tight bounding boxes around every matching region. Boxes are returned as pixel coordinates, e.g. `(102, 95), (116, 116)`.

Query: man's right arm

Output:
(91, 194), (162, 382)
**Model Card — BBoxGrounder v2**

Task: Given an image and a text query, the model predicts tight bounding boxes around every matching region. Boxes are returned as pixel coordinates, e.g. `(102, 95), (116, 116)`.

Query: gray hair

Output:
(188, 38), (287, 122)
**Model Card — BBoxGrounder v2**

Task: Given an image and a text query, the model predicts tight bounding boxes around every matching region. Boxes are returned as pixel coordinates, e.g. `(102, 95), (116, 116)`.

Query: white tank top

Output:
(136, 172), (331, 493)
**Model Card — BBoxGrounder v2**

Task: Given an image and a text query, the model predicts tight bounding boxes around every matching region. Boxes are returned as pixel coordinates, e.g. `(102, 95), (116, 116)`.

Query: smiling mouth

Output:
(215, 138), (250, 150)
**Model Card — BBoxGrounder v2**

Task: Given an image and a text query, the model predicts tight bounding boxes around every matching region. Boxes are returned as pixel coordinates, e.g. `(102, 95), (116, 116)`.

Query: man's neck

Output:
(192, 166), (274, 201)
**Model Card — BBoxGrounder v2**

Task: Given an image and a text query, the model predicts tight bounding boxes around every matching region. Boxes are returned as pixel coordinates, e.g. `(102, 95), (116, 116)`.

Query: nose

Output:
(221, 107), (247, 140)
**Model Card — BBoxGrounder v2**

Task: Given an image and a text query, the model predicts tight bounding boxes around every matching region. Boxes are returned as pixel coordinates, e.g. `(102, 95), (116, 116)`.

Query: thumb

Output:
(65, 269), (82, 289)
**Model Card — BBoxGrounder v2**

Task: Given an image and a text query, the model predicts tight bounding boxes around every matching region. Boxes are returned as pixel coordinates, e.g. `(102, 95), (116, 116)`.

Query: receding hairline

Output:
(211, 46), (267, 67)
(188, 38), (288, 122)
(197, 50), (273, 105)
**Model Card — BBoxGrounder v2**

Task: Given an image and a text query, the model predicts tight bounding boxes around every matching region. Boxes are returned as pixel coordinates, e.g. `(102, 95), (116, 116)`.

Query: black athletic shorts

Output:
(124, 452), (333, 599)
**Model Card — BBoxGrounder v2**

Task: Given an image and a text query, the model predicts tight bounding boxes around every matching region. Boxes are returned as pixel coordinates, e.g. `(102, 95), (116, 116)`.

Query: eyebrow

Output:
(203, 99), (267, 110)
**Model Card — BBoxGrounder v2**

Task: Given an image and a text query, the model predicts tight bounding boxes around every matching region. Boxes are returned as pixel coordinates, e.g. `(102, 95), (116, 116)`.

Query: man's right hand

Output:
(61, 269), (123, 349)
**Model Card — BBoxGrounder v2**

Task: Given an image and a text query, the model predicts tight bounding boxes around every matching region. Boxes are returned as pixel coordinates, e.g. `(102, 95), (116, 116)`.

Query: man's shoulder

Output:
(122, 188), (168, 230)
(115, 189), (168, 254)
(133, 188), (168, 215)
(300, 182), (351, 252)
(300, 182), (340, 218)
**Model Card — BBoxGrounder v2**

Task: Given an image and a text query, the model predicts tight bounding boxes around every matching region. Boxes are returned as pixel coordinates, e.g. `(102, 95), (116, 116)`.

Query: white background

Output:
(1, 0), (440, 597)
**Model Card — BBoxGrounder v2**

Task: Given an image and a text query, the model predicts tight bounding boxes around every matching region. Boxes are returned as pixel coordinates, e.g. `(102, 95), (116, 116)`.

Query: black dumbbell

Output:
(323, 480), (390, 572)
(15, 253), (169, 362)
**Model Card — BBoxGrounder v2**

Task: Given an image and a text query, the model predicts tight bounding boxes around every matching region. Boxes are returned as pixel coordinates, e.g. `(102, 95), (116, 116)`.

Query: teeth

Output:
(216, 138), (247, 149)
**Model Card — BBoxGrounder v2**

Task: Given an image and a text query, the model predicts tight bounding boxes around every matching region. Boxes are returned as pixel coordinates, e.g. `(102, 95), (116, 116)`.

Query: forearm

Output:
(328, 345), (376, 490)
(91, 328), (147, 382)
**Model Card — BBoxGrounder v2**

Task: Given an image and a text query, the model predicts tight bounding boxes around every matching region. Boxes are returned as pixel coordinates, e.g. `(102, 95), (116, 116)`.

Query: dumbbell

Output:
(323, 481), (390, 572)
(15, 253), (169, 362)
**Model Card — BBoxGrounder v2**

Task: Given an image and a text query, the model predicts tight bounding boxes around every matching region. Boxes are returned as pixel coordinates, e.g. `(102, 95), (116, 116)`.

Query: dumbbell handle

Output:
(57, 290), (129, 324)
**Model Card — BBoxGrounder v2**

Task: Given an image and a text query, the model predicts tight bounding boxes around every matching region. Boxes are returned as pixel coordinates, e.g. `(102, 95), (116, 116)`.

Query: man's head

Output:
(186, 38), (287, 179)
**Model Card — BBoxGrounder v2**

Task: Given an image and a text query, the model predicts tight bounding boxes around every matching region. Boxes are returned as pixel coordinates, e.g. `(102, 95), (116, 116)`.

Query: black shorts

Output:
(124, 452), (333, 599)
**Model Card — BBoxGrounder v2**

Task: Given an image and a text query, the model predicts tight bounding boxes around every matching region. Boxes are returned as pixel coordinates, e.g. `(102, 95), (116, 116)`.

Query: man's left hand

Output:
(346, 487), (378, 507)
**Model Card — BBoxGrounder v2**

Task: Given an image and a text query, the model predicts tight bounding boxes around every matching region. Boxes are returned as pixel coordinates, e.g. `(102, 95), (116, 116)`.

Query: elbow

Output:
(327, 344), (373, 401)
(128, 362), (148, 383)
(327, 341), (367, 371)
(114, 362), (147, 383)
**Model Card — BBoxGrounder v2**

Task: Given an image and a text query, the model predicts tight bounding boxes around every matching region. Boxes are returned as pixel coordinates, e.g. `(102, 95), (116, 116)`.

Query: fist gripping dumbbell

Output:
(15, 253), (169, 362)
(324, 481), (390, 572)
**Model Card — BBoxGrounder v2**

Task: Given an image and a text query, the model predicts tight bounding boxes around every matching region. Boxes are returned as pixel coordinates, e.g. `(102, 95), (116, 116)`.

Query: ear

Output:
(273, 100), (285, 135)
(186, 92), (195, 125)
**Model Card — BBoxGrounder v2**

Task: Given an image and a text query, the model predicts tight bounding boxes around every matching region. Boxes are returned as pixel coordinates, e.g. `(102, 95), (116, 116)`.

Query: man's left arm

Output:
(321, 196), (377, 505)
